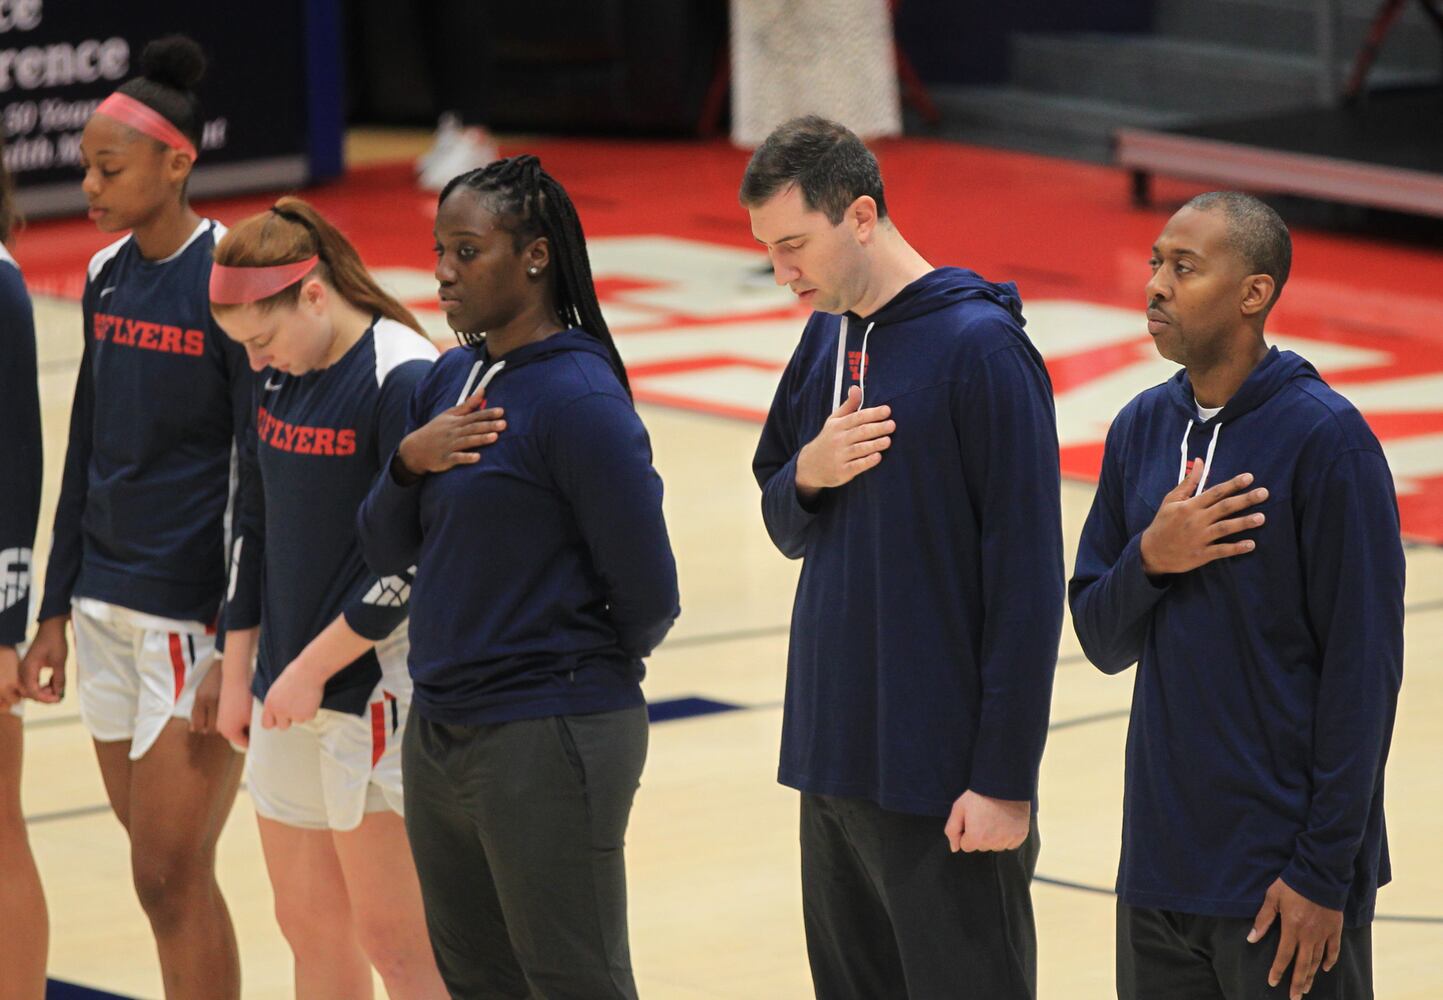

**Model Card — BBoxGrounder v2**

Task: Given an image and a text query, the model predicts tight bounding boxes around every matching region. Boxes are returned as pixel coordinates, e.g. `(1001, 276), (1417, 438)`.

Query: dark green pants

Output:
(403, 706), (648, 1000)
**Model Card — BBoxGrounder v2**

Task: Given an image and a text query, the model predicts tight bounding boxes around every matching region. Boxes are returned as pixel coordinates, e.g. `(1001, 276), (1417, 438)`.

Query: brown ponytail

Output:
(212, 196), (427, 337)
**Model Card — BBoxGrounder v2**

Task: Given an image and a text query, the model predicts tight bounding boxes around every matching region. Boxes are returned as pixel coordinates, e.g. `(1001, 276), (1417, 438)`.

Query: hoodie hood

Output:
(1167, 346), (1318, 425)
(853, 266), (1027, 328)
(455, 327), (612, 403)
(832, 267), (1039, 409)
(1164, 347), (1320, 495)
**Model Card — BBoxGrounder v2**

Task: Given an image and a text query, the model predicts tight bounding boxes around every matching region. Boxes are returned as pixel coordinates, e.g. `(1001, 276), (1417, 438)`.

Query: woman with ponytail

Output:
(357, 155), (679, 997)
(19, 36), (248, 999)
(0, 135), (48, 1000)
(211, 198), (444, 999)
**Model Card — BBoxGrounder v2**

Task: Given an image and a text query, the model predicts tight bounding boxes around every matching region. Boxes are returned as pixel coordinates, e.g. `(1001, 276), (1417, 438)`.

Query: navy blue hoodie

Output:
(40, 222), (250, 626)
(753, 268), (1065, 816)
(1069, 347), (1405, 926)
(357, 329), (679, 725)
(226, 318), (436, 714)
(0, 249), (41, 646)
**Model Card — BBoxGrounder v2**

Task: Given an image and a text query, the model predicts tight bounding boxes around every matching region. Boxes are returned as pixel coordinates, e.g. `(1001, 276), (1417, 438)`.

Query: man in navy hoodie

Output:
(1070, 192), (1404, 1000)
(745, 116), (1064, 998)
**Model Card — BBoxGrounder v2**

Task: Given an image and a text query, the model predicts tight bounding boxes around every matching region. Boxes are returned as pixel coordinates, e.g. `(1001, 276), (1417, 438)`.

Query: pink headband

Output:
(209, 257), (320, 305)
(93, 92), (199, 161)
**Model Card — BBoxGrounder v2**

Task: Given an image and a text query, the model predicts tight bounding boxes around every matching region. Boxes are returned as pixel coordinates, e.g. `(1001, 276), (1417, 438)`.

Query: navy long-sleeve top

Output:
(0, 246), (42, 646)
(225, 318), (436, 714)
(357, 329), (679, 725)
(39, 221), (250, 627)
(1069, 348), (1405, 926)
(753, 268), (1066, 817)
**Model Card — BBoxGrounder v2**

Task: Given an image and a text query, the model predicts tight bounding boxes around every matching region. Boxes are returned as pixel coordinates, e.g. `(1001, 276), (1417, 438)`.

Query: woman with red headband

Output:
(210, 198), (446, 998)
(20, 36), (248, 999)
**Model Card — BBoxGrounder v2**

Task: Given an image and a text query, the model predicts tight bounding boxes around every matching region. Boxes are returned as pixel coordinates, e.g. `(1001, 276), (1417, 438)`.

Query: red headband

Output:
(209, 257), (319, 305)
(94, 93), (199, 161)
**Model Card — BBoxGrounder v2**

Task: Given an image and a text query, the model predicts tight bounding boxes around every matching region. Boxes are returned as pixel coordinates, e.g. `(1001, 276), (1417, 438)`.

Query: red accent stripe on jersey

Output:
(370, 701), (386, 768)
(168, 633), (186, 701)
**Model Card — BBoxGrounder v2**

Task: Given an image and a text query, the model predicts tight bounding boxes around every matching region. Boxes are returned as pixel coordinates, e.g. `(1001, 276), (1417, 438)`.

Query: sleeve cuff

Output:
(342, 605), (402, 643)
(780, 453), (823, 514)
(759, 452), (821, 559)
(1281, 857), (1350, 913)
(224, 607), (262, 632)
(964, 772), (1036, 804)
(969, 721), (1043, 803)
(1118, 532), (1171, 604)
(37, 594), (71, 623)
(389, 450), (423, 487)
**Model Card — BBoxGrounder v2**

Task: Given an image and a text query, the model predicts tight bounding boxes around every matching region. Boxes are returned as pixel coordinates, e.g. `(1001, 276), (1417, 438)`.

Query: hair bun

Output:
(139, 35), (206, 92)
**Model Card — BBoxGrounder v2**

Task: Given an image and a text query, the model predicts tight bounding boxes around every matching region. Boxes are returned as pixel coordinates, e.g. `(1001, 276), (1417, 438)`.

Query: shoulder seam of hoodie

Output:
(551, 387), (632, 423)
(559, 349), (629, 396)
(1310, 444), (1389, 476)
(1288, 381), (1384, 450)
(953, 339), (1046, 400)
(544, 388), (640, 464)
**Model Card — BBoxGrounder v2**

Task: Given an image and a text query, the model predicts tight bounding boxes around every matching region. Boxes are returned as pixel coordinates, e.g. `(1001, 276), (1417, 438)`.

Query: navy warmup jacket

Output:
(753, 267), (1066, 817)
(1070, 347), (1405, 926)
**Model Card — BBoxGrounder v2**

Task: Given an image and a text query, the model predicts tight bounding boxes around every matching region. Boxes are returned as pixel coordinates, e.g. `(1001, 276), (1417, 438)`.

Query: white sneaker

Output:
(415, 112), (462, 176)
(418, 120), (499, 192)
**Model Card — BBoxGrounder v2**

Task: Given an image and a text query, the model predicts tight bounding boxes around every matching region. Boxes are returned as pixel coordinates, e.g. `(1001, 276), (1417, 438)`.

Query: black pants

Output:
(403, 706), (649, 1000)
(1117, 902), (1374, 1000)
(800, 793), (1040, 1000)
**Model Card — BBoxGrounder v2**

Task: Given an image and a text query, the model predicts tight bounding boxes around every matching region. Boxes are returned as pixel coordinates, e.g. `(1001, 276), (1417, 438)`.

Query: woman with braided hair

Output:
(358, 155), (680, 998)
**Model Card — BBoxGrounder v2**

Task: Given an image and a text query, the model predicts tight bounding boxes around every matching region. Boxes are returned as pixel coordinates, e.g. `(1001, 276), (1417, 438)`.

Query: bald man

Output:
(1070, 192), (1403, 1000)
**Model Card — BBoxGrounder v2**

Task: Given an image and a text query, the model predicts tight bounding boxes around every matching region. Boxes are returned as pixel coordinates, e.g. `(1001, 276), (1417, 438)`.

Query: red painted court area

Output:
(18, 138), (1443, 542)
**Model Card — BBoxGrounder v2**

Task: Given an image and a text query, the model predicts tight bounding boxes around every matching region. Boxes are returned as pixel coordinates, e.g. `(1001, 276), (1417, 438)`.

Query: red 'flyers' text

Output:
(93, 312), (205, 356)
(257, 405), (357, 456)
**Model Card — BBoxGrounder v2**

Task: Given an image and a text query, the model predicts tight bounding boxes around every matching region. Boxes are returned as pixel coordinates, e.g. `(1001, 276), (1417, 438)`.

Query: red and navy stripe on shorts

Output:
(370, 690), (399, 767)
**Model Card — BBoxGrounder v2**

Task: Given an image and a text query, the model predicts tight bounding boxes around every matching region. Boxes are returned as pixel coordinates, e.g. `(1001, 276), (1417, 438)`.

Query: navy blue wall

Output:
(893, 0), (1154, 85)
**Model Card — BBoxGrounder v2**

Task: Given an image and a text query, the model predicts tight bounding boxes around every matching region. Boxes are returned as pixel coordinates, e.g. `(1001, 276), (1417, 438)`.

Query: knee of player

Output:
(353, 911), (431, 979)
(130, 845), (214, 921)
(270, 884), (353, 955)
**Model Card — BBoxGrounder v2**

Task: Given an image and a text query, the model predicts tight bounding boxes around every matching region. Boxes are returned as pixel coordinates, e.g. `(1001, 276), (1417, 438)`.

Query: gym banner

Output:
(1, 0), (334, 217)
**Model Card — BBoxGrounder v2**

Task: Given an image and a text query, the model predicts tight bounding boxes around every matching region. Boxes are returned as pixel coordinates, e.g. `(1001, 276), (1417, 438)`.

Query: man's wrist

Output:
(1278, 866), (1347, 914)
(1138, 529), (1166, 577)
(794, 444), (824, 499)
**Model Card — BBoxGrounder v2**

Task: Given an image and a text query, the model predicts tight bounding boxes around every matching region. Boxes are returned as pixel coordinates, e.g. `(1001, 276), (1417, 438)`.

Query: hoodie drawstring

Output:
(831, 317), (877, 410)
(456, 358), (507, 406)
(858, 321), (874, 403)
(1176, 420), (1222, 496)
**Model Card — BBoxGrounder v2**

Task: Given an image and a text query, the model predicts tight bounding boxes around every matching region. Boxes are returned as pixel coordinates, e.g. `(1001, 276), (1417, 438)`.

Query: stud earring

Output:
(528, 266), (539, 275)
